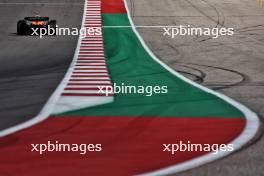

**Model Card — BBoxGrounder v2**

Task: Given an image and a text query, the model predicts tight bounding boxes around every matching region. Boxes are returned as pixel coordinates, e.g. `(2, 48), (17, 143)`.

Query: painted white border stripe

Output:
(66, 85), (107, 88)
(0, 1), (87, 137)
(81, 41), (103, 43)
(82, 38), (103, 41)
(85, 16), (101, 19)
(0, 0), (113, 137)
(79, 47), (103, 50)
(81, 43), (103, 45)
(69, 76), (109, 80)
(64, 90), (105, 94)
(80, 48), (104, 50)
(118, 0), (259, 175)
(73, 69), (107, 71)
(72, 73), (108, 75)
(79, 51), (104, 54)
(75, 63), (106, 65)
(0, 3), (260, 176)
(77, 57), (105, 59)
(69, 81), (111, 84)
(76, 60), (105, 62)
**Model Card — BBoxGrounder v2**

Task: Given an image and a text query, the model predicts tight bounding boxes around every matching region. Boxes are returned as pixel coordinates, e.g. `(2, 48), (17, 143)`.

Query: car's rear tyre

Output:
(17, 20), (26, 35)
(49, 20), (57, 35)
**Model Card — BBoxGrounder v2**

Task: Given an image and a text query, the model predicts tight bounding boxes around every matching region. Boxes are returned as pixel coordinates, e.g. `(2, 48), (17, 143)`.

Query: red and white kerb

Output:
(62, 0), (113, 97)
(52, 0), (113, 114)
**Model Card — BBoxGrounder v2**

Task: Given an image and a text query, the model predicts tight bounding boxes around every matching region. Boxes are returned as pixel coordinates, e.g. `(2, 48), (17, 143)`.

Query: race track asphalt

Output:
(126, 0), (264, 175)
(0, 0), (84, 130)
(0, 0), (263, 175)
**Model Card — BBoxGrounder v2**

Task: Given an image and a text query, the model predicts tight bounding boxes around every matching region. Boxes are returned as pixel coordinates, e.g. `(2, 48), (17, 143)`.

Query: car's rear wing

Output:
(24, 17), (49, 21)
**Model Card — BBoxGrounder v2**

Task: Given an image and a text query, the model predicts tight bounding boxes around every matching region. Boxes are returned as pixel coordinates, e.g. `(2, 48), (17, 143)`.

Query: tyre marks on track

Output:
(172, 62), (247, 90)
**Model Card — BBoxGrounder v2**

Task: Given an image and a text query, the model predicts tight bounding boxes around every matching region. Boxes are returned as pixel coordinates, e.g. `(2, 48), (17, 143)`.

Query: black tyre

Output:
(49, 20), (57, 35)
(26, 27), (33, 35)
(17, 20), (27, 35)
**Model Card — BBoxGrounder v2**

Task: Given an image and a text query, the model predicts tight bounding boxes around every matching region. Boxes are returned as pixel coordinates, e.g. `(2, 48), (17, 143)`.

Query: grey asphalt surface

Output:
(127, 0), (264, 175)
(0, 0), (263, 175)
(0, 0), (83, 130)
